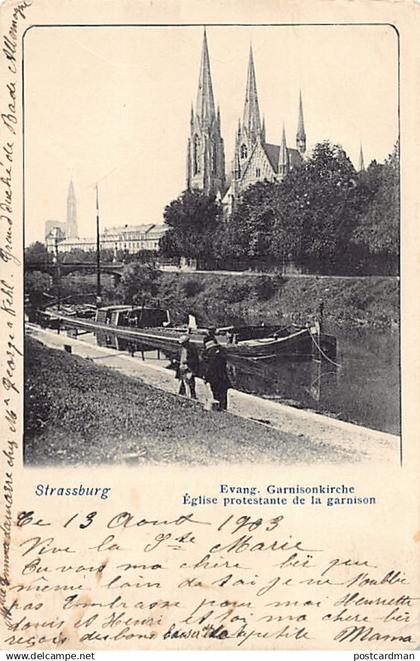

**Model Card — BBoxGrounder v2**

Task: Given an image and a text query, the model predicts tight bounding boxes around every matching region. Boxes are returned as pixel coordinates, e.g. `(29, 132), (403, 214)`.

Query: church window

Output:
(240, 144), (248, 159)
(193, 135), (200, 175)
(256, 168), (261, 177)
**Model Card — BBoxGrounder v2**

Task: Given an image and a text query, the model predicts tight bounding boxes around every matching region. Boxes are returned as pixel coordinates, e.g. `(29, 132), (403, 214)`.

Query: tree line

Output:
(160, 140), (399, 275)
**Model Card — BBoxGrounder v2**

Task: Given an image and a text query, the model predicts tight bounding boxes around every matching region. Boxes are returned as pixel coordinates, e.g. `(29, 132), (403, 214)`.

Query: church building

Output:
(45, 180), (79, 251)
(186, 31), (307, 215)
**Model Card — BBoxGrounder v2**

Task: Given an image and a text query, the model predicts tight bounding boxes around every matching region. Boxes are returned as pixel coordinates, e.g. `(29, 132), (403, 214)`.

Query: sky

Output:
(24, 24), (398, 245)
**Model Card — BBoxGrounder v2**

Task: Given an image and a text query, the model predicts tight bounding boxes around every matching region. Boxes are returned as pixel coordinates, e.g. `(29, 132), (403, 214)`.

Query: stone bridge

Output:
(25, 261), (125, 281)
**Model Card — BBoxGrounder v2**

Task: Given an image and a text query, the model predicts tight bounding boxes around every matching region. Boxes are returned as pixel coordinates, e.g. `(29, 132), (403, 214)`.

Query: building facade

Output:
(44, 180), (167, 255)
(186, 32), (307, 214)
(56, 223), (167, 254)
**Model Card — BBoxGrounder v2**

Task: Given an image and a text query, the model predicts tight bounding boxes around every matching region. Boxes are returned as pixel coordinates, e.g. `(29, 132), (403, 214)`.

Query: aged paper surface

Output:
(0, 0), (419, 652)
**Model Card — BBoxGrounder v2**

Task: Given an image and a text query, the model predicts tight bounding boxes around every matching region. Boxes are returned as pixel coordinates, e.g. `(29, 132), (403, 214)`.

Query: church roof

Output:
(264, 143), (302, 172)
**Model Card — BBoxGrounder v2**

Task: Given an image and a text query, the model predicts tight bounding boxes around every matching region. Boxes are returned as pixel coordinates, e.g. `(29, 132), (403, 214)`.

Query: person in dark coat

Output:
(201, 332), (231, 410)
(177, 334), (199, 399)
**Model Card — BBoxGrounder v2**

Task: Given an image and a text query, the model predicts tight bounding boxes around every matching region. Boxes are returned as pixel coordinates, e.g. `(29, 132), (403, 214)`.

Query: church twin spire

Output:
(195, 28), (216, 126)
(186, 30), (307, 198)
(296, 90), (306, 154)
(236, 44), (306, 181)
(242, 45), (262, 146)
(186, 29), (225, 196)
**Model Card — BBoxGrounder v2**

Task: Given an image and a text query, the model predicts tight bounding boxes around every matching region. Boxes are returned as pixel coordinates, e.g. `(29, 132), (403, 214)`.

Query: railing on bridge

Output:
(25, 261), (125, 276)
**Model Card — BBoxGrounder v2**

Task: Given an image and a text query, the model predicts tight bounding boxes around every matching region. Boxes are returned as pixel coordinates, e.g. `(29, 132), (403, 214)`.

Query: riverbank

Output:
(25, 328), (399, 465)
(157, 272), (399, 329)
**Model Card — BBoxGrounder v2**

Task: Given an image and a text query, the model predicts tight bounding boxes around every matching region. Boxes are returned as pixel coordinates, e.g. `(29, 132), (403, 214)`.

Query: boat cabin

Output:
(95, 305), (170, 328)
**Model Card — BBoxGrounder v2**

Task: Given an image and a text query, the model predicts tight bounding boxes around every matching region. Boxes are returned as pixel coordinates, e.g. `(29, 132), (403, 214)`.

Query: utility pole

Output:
(96, 183), (102, 307)
(53, 231), (61, 311)
(53, 229), (61, 334)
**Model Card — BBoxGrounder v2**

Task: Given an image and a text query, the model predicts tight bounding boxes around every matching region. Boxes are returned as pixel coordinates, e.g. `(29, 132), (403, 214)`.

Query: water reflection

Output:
(89, 325), (399, 435)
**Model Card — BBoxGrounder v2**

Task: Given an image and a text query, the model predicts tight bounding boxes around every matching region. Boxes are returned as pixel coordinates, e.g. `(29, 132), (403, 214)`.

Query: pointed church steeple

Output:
(279, 124), (290, 178)
(358, 144), (365, 171)
(68, 179), (75, 200)
(196, 28), (216, 125)
(296, 90), (306, 154)
(66, 179), (77, 239)
(242, 45), (262, 146)
(186, 29), (225, 197)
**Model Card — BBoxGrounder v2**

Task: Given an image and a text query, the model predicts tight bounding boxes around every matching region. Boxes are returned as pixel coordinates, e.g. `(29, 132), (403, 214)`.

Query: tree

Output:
(214, 181), (279, 267)
(25, 241), (48, 264)
(160, 189), (222, 267)
(272, 141), (358, 273)
(25, 271), (52, 307)
(117, 262), (161, 306)
(352, 142), (399, 273)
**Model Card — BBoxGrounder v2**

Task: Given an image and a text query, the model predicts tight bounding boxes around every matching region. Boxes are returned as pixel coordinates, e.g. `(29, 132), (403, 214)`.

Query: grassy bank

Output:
(46, 270), (398, 330)
(25, 337), (349, 465)
(157, 272), (399, 330)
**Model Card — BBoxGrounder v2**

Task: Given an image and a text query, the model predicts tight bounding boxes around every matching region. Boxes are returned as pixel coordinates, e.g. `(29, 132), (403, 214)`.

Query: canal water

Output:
(85, 325), (399, 435)
(226, 326), (400, 435)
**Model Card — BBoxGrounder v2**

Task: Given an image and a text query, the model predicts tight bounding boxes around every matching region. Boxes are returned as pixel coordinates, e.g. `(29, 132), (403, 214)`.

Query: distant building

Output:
(45, 180), (79, 249)
(45, 220), (67, 240)
(66, 180), (78, 238)
(45, 178), (166, 254)
(45, 225), (66, 253)
(57, 223), (167, 254)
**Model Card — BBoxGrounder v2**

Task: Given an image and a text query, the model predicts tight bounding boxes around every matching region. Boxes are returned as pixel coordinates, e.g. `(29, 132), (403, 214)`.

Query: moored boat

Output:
(222, 325), (337, 361)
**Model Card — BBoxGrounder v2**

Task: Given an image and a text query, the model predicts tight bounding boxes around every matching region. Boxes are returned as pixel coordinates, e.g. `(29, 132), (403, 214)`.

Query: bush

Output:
(253, 275), (277, 301)
(182, 278), (204, 298)
(223, 281), (253, 303)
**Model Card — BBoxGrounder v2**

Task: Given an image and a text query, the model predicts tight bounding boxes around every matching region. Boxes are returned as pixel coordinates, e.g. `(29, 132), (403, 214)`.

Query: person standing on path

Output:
(201, 331), (231, 410)
(177, 334), (199, 399)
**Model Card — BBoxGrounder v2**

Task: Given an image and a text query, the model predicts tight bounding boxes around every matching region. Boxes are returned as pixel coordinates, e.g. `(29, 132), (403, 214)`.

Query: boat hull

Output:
(224, 328), (337, 360)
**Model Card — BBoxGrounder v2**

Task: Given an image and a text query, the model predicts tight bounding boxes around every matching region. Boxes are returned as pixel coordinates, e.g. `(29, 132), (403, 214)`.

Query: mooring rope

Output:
(310, 331), (342, 368)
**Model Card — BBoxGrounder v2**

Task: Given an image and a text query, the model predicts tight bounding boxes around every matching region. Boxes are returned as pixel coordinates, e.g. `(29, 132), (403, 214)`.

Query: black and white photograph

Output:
(23, 23), (400, 466)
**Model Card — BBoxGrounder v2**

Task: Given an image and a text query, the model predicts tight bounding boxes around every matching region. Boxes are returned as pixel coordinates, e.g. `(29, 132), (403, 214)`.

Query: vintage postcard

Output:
(0, 0), (419, 653)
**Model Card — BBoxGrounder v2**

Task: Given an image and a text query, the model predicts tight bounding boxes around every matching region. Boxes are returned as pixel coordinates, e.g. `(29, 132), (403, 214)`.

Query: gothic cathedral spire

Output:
(358, 144), (365, 171)
(196, 28), (216, 126)
(242, 45), (262, 147)
(186, 29), (225, 197)
(66, 179), (77, 239)
(296, 90), (306, 154)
